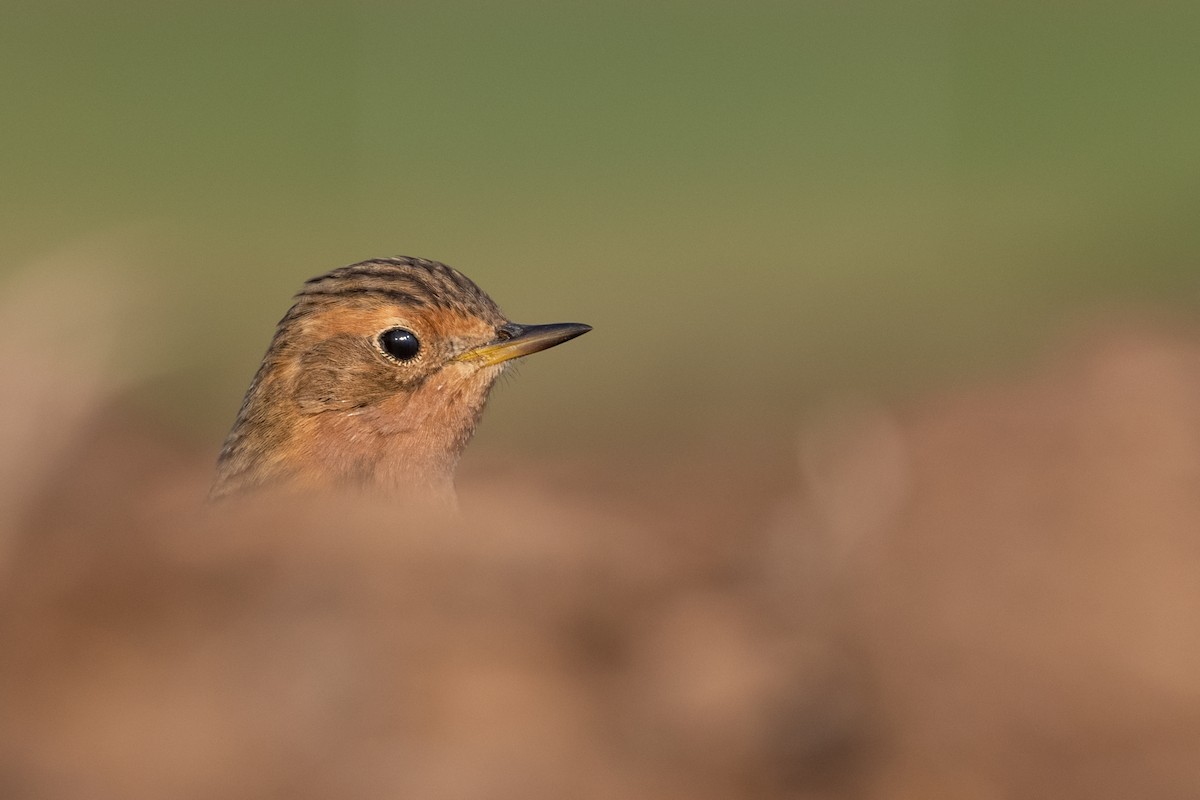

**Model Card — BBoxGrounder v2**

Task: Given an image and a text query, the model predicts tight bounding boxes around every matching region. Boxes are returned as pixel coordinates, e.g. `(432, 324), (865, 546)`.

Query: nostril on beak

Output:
(496, 323), (523, 342)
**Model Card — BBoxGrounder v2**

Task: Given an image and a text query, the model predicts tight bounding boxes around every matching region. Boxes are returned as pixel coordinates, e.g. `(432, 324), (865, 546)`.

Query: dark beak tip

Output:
(517, 321), (591, 342)
(554, 323), (591, 347)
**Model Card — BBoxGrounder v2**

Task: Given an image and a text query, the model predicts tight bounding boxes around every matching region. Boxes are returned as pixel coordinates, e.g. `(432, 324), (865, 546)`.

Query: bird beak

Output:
(455, 322), (592, 367)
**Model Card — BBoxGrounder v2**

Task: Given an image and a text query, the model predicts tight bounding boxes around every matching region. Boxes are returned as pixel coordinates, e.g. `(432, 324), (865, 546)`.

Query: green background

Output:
(3, 2), (1198, 458)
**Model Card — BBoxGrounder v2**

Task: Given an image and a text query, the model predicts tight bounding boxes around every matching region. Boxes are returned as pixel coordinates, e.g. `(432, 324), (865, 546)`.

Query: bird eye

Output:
(380, 328), (421, 361)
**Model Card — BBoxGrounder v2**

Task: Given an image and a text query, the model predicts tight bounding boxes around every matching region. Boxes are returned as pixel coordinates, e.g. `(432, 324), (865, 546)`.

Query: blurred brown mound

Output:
(824, 324), (1200, 800)
(2, 305), (1200, 799)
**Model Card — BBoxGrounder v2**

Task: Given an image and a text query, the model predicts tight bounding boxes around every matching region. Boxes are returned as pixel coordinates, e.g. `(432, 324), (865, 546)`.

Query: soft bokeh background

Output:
(4, 1), (1198, 456)
(3, 3), (1200, 799)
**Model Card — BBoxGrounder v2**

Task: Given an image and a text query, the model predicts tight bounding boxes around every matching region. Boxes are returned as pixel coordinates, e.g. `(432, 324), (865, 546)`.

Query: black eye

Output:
(380, 328), (421, 361)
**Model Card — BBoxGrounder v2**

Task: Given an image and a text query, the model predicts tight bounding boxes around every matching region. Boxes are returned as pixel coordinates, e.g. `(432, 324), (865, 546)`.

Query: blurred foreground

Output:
(2, 279), (1200, 799)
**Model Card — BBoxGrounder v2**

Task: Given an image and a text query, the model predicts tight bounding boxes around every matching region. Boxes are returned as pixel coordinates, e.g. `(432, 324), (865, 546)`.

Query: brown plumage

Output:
(212, 256), (590, 503)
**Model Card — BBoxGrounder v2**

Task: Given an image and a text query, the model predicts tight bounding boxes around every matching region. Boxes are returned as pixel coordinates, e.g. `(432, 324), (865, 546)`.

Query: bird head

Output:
(212, 257), (590, 503)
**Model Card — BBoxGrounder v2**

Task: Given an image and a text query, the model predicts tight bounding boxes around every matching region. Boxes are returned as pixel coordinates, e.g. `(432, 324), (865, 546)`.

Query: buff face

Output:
(212, 256), (590, 503)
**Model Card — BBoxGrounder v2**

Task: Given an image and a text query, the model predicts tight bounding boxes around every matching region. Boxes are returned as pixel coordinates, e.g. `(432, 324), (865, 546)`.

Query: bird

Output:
(211, 256), (590, 504)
